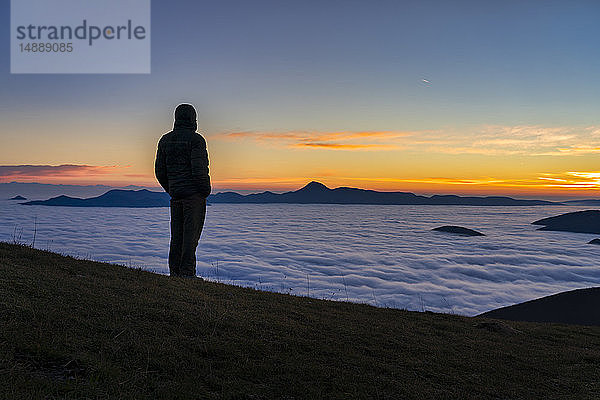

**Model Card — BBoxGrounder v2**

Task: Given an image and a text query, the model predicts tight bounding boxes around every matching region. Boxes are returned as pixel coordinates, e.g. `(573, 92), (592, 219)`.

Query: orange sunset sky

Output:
(3, 123), (600, 199)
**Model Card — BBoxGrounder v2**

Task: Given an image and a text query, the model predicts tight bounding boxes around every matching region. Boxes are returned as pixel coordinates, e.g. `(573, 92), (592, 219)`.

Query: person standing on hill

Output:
(154, 103), (211, 278)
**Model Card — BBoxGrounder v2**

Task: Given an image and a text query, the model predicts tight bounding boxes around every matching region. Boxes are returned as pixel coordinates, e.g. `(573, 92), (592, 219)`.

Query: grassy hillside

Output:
(1, 242), (599, 399)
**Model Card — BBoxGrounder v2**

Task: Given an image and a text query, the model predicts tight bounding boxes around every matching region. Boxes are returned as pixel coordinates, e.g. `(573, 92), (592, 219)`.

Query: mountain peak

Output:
(299, 181), (330, 192)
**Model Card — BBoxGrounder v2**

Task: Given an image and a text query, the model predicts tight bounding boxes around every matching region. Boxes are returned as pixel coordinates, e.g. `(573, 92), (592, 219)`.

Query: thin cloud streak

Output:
(342, 176), (507, 186)
(538, 171), (600, 188)
(292, 143), (400, 150)
(215, 125), (600, 156)
(221, 130), (415, 141)
(216, 130), (420, 151)
(0, 164), (136, 183)
(331, 172), (600, 192)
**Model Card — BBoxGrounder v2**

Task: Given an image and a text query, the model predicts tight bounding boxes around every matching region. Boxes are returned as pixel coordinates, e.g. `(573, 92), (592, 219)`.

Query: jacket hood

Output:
(174, 104), (197, 131)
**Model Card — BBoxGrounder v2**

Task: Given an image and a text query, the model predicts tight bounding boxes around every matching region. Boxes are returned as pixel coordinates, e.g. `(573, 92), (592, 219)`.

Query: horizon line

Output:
(3, 180), (600, 201)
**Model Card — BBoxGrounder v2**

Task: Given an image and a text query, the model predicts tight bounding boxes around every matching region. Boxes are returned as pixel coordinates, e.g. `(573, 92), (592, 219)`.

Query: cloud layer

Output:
(3, 201), (600, 316)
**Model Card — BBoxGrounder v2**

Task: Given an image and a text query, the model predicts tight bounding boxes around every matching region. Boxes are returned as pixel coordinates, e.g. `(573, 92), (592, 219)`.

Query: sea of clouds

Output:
(2, 200), (599, 316)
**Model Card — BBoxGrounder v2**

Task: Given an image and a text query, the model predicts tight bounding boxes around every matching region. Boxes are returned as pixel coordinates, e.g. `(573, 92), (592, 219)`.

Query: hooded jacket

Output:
(154, 105), (211, 200)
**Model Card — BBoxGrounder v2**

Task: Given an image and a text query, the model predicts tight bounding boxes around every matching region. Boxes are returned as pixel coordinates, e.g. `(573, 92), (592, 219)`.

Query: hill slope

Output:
(479, 287), (600, 326)
(532, 210), (600, 234)
(1, 242), (599, 399)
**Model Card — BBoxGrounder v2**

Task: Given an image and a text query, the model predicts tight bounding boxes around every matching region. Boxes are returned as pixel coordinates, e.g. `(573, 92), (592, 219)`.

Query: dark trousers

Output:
(169, 193), (207, 277)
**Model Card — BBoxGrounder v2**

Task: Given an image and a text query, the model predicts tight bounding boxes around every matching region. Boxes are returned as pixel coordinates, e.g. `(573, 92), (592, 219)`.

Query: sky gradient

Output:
(1, 0), (600, 199)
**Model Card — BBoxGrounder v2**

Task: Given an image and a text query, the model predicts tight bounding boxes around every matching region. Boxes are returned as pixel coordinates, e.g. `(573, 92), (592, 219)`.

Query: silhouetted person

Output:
(155, 104), (211, 277)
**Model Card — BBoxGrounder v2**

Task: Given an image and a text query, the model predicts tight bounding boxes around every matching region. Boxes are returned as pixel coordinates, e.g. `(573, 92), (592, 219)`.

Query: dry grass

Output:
(1, 242), (599, 399)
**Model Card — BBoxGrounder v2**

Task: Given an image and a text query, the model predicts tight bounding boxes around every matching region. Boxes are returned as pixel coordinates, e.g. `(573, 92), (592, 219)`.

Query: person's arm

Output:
(190, 134), (211, 197)
(154, 140), (169, 193)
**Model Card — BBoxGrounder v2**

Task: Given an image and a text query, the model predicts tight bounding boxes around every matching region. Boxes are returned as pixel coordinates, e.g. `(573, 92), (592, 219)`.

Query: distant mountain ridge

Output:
(22, 189), (170, 208)
(0, 181), (159, 200)
(562, 199), (600, 206)
(209, 181), (557, 206)
(20, 181), (562, 207)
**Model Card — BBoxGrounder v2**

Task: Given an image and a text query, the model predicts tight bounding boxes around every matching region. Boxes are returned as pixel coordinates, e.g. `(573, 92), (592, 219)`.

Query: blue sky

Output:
(1, 0), (598, 127)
